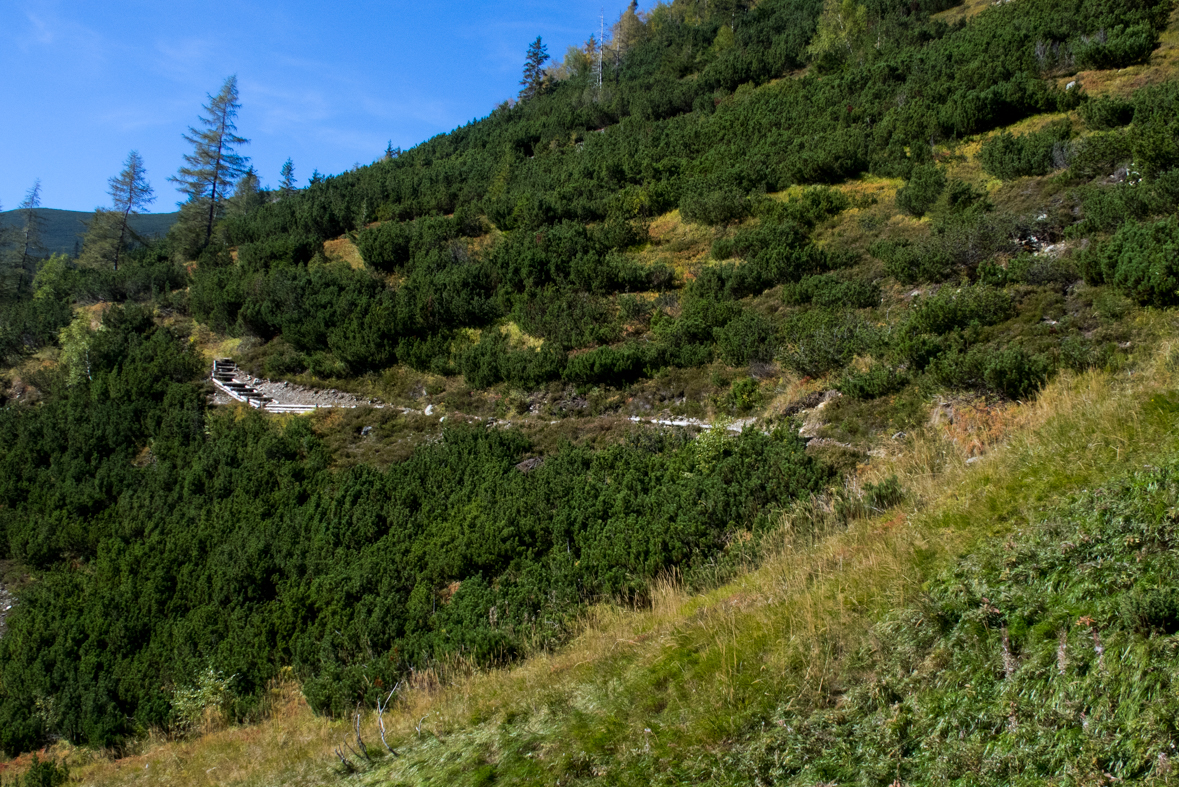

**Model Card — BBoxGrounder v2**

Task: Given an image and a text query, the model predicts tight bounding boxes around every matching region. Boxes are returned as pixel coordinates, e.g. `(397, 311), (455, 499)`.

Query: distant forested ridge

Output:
(0, 209), (177, 257)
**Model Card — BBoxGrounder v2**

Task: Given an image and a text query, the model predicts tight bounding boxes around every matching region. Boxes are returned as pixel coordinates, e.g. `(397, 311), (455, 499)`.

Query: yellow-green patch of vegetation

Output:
(932, 0), (996, 26)
(633, 208), (716, 279)
(322, 237), (365, 270)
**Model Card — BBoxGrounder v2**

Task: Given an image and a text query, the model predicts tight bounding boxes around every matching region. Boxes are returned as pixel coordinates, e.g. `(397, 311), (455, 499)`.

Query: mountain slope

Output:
(0, 208), (178, 257)
(3, 0), (1179, 779)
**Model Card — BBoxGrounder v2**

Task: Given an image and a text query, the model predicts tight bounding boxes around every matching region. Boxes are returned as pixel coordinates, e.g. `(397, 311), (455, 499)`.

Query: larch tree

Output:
(16, 181), (46, 278)
(169, 75), (250, 247)
(91, 151), (155, 271)
(617, 1), (645, 55)
(519, 37), (550, 101)
(806, 0), (870, 72)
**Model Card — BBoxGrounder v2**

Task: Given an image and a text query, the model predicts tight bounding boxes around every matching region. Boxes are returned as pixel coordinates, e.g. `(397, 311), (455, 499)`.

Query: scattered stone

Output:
(929, 400), (956, 427)
(805, 437), (858, 451)
(515, 457), (545, 474)
(361, 426), (374, 437)
(782, 391), (826, 417)
(425, 404), (435, 415)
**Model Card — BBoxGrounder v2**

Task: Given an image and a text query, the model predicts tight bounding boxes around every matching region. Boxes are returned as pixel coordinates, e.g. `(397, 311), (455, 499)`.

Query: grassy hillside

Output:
(3, 0), (1179, 780)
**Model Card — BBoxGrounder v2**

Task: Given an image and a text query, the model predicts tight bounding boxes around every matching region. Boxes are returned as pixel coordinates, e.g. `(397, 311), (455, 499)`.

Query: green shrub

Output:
(1074, 23), (1157, 70)
(931, 179), (990, 219)
(1068, 131), (1134, 179)
(12, 755), (70, 787)
(679, 176), (751, 226)
(1080, 216), (1179, 305)
(782, 274), (881, 309)
(714, 309), (777, 366)
(1005, 253), (1079, 288)
(723, 377), (763, 413)
(983, 345), (1052, 399)
(864, 475), (905, 510)
(755, 186), (851, 228)
(838, 363), (909, 400)
(979, 122), (1071, 181)
(1080, 95), (1134, 130)
(1130, 82), (1179, 178)
(929, 344), (1051, 398)
(1119, 587), (1179, 635)
(873, 239), (956, 284)
(236, 235), (320, 271)
(779, 310), (874, 378)
(1060, 335), (1116, 372)
(905, 285), (1016, 335)
(895, 164), (947, 217)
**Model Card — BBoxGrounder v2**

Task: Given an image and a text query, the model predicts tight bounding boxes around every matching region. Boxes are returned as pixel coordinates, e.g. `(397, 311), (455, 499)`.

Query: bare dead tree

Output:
(353, 704), (373, 762)
(376, 682), (402, 756)
(333, 743), (356, 773)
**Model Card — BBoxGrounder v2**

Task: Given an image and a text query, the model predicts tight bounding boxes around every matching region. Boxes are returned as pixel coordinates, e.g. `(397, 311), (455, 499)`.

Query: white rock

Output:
(425, 404), (435, 415)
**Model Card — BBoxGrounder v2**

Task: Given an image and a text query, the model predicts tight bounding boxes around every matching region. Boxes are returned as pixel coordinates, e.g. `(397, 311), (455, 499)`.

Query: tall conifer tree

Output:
(80, 152), (155, 271)
(279, 159), (296, 195)
(16, 181), (46, 277)
(519, 37), (550, 101)
(108, 151), (154, 271)
(169, 76), (250, 247)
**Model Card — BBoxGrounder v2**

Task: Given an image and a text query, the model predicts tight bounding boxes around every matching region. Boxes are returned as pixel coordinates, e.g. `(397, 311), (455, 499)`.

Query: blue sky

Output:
(1, 1), (633, 212)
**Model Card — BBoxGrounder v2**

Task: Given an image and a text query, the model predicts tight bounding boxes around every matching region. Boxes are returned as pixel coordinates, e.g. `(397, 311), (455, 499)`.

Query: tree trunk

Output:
(205, 124), (227, 246)
(115, 204), (132, 272)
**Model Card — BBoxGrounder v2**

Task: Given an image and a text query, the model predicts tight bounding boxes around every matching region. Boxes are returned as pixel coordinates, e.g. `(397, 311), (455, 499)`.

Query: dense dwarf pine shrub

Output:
(679, 175), (751, 226)
(895, 163), (947, 217)
(904, 284), (1016, 336)
(838, 363), (909, 400)
(714, 309), (777, 366)
(1080, 215), (1179, 306)
(779, 309), (874, 378)
(1080, 95), (1134, 130)
(979, 121), (1072, 181)
(781, 273), (881, 309)
(0, 313), (832, 753)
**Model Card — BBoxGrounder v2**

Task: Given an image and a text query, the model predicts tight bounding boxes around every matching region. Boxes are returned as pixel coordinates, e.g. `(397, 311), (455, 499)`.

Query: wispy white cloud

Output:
(24, 11), (55, 44)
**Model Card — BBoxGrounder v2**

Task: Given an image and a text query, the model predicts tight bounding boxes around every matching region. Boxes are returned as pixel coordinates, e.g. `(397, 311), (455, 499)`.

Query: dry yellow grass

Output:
(633, 208), (717, 279)
(932, 0), (996, 26)
(322, 238), (365, 270)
